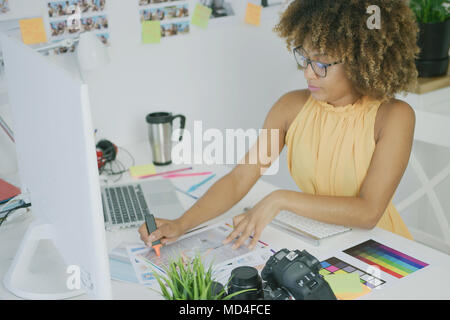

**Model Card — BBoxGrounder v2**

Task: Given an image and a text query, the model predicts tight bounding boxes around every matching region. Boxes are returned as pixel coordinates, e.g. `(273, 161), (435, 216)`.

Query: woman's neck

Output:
(327, 91), (363, 107)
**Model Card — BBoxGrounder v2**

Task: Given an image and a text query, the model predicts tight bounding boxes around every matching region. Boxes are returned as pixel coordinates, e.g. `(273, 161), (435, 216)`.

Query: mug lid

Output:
(146, 112), (172, 124)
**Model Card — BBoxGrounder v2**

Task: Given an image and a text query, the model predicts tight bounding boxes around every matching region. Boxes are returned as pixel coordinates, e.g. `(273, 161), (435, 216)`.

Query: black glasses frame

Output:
(293, 45), (342, 78)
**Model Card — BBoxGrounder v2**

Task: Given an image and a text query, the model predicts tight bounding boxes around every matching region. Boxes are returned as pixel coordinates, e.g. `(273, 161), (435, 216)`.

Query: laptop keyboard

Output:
(103, 184), (149, 225)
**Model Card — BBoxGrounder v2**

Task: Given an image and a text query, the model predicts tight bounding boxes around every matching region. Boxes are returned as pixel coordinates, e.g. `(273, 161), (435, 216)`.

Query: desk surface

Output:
(1, 141), (450, 300)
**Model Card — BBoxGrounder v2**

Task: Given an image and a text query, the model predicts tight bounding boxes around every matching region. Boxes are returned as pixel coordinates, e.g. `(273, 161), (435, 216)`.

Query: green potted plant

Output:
(151, 254), (253, 300)
(410, 0), (450, 77)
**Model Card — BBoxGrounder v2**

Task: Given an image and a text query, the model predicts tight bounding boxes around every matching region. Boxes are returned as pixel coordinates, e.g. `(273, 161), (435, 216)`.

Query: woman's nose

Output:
(304, 63), (318, 81)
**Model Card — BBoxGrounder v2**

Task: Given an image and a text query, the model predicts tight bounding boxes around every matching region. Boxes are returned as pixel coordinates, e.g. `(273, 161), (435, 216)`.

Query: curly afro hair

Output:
(274, 0), (421, 100)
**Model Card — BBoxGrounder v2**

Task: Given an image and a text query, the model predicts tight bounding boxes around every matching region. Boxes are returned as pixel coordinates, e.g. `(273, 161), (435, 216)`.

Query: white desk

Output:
(1, 141), (450, 300)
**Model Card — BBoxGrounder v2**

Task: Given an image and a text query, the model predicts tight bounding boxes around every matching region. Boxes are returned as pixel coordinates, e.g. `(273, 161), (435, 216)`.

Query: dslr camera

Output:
(227, 248), (336, 300)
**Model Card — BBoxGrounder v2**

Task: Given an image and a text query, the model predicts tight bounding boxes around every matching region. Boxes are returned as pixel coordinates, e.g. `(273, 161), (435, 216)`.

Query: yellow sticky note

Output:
(142, 20), (161, 44)
(19, 18), (47, 45)
(334, 284), (371, 300)
(191, 3), (212, 29)
(324, 273), (364, 294)
(129, 164), (157, 178)
(245, 2), (262, 26)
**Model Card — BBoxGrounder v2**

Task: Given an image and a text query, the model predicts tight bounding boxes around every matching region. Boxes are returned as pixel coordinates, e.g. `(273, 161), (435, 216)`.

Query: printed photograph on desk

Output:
(126, 222), (274, 287)
(320, 256), (386, 300)
(343, 239), (429, 279)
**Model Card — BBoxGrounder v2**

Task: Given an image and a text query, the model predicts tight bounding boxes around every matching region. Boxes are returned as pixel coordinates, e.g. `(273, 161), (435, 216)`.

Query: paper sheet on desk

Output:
(171, 166), (232, 199)
(126, 221), (275, 287)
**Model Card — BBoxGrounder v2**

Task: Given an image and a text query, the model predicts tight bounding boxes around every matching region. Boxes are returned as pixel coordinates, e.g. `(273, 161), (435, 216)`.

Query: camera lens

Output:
(228, 266), (263, 300)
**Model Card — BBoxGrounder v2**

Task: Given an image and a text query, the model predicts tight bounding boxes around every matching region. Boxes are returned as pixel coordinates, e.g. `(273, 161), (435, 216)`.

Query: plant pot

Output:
(415, 19), (450, 77)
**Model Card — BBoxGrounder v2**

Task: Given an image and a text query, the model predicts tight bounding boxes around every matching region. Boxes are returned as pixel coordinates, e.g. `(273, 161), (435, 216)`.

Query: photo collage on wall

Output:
(139, 0), (190, 39)
(0, 0), (9, 14)
(46, 0), (110, 55)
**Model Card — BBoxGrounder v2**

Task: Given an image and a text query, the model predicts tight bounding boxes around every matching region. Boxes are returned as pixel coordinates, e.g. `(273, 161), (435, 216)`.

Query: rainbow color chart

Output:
(343, 239), (429, 279)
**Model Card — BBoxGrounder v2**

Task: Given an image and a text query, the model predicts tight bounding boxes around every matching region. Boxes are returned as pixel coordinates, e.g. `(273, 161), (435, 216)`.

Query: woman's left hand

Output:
(222, 191), (282, 250)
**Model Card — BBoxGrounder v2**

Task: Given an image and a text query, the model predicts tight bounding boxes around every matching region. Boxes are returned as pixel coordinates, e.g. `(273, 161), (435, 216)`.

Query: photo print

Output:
(140, 4), (189, 22)
(139, 0), (185, 6)
(161, 20), (189, 38)
(45, 0), (110, 55)
(199, 0), (234, 18)
(139, 0), (190, 41)
(0, 0), (10, 14)
(47, 0), (106, 17)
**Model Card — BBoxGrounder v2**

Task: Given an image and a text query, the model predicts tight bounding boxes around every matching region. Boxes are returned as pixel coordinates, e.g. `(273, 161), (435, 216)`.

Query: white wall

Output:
(0, 0), (302, 191)
(81, 0), (302, 191)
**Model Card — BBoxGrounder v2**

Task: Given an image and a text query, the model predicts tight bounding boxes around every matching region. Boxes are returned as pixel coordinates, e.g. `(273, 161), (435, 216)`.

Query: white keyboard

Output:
(271, 211), (351, 242)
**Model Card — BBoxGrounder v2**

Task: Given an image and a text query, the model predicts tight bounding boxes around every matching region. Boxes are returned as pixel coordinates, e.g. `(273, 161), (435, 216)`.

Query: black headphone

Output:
(96, 139), (117, 170)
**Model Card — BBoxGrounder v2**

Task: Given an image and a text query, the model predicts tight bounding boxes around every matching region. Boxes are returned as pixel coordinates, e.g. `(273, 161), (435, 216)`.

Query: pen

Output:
(137, 167), (192, 179)
(145, 213), (162, 257)
(175, 187), (199, 200)
(163, 172), (213, 178)
(187, 174), (216, 193)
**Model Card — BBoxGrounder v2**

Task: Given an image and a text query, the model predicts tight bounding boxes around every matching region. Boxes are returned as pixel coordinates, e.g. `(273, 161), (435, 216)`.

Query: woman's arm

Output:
(139, 91), (303, 245)
(225, 100), (416, 249)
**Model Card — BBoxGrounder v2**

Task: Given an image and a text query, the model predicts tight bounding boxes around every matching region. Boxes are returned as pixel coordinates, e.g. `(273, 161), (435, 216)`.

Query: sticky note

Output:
(323, 273), (364, 294)
(19, 18), (47, 45)
(142, 21), (161, 44)
(191, 3), (212, 29)
(245, 2), (262, 26)
(129, 164), (157, 178)
(334, 283), (371, 300)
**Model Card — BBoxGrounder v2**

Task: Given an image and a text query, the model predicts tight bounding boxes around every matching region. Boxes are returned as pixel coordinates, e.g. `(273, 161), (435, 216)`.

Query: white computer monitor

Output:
(1, 34), (112, 299)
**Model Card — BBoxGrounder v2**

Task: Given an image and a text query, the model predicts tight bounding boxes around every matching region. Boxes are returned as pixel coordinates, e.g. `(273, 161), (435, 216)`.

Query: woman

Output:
(139, 0), (420, 249)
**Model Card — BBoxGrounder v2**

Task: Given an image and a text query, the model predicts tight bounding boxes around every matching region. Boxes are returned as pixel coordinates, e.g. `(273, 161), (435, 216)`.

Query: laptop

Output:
(101, 179), (185, 230)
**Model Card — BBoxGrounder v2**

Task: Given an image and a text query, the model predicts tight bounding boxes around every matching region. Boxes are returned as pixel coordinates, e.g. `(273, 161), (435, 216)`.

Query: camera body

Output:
(228, 248), (336, 300)
(261, 248), (336, 300)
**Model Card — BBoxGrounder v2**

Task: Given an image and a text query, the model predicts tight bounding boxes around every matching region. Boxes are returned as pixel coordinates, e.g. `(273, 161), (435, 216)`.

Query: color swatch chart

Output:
(320, 257), (385, 290)
(343, 239), (429, 279)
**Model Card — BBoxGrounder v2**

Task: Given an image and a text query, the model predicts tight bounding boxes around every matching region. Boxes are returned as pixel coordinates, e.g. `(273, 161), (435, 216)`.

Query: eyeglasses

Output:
(293, 46), (342, 78)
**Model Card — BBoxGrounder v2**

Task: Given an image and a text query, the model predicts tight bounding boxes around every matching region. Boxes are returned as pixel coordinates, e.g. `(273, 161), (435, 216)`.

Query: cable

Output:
(99, 145), (135, 182)
(0, 202), (31, 228)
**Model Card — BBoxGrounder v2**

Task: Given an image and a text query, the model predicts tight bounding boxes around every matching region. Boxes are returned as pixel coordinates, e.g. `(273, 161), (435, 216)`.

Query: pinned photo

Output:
(161, 21), (189, 37)
(199, 0), (234, 18)
(0, 0), (10, 14)
(97, 33), (110, 46)
(47, 0), (106, 18)
(140, 4), (189, 22)
(50, 20), (68, 37)
(81, 15), (108, 32)
(139, 0), (184, 6)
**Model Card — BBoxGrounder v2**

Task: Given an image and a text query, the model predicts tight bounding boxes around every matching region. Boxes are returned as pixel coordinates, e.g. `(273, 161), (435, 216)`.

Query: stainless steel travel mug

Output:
(146, 112), (186, 166)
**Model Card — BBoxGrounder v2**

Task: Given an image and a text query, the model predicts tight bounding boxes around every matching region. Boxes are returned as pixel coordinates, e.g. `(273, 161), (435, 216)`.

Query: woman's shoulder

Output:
(375, 98), (415, 143)
(271, 89), (311, 132)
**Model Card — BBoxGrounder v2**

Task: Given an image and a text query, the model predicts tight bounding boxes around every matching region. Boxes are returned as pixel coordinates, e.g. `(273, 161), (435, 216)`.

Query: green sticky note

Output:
(129, 164), (157, 178)
(191, 3), (212, 29)
(142, 21), (161, 44)
(323, 273), (364, 294)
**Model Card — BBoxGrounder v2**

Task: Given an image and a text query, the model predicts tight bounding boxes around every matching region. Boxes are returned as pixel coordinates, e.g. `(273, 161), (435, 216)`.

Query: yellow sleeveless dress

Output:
(285, 93), (413, 240)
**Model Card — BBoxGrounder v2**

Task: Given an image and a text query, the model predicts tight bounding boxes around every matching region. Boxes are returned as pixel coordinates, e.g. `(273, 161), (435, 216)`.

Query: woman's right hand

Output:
(138, 218), (185, 247)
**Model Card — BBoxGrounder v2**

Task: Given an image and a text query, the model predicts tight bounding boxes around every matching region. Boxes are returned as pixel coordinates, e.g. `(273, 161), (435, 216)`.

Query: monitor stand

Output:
(3, 220), (85, 299)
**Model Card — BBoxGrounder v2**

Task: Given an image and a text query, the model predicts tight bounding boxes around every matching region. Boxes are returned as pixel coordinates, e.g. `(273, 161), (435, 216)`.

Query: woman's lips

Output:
(308, 85), (320, 91)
